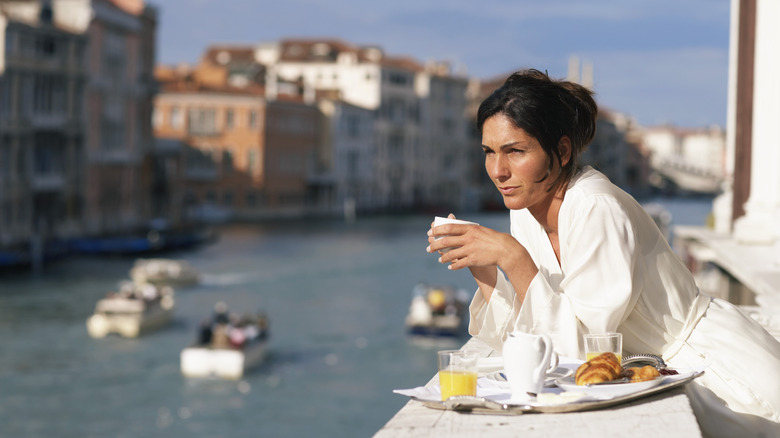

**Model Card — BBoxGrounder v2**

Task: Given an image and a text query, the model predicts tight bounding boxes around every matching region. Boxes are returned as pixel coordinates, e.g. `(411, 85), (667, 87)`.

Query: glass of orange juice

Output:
(437, 350), (479, 401)
(584, 332), (623, 363)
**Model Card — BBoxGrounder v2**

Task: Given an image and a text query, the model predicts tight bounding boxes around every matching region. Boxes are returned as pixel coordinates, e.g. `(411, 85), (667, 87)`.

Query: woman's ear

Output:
(559, 136), (572, 167)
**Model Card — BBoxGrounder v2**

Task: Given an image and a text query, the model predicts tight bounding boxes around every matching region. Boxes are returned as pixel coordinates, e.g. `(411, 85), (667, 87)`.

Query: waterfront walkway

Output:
(674, 225), (780, 339)
(375, 337), (702, 438)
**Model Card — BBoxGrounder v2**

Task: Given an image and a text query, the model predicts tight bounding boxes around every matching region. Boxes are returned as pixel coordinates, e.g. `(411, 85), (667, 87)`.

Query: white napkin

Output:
(393, 363), (703, 407)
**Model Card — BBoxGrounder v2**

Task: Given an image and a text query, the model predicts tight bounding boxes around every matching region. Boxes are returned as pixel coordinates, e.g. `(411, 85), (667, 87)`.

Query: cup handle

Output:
(547, 351), (559, 373)
(540, 334), (557, 372)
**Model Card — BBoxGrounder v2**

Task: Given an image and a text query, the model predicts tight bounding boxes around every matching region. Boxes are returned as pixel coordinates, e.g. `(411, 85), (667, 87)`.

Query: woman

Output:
(426, 69), (780, 437)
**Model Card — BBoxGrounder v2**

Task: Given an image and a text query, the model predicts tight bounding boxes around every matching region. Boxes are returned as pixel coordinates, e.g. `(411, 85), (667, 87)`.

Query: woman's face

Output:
(481, 114), (559, 212)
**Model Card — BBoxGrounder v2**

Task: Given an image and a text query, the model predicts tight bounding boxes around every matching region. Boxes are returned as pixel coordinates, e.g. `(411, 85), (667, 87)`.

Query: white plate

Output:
(485, 366), (574, 387)
(478, 357), (505, 373)
(555, 375), (664, 398)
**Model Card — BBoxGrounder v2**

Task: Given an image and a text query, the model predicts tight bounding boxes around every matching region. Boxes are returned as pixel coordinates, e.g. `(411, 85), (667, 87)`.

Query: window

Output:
(33, 132), (64, 175)
(245, 191), (257, 207)
(170, 107), (182, 129)
(222, 149), (234, 173)
(345, 115), (360, 138)
(152, 107), (163, 129)
(223, 191), (233, 206)
(248, 149), (257, 175)
(225, 108), (234, 129)
(347, 151), (358, 177)
(386, 71), (410, 86)
(32, 74), (66, 116)
(188, 108), (217, 136)
(100, 119), (124, 150)
(248, 110), (258, 130)
(0, 137), (10, 180)
(35, 35), (56, 57)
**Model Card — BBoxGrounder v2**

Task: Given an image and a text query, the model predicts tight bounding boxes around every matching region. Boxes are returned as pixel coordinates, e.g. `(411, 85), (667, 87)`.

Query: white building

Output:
(640, 124), (726, 194)
(258, 38), (472, 214)
(317, 99), (377, 214)
(417, 65), (473, 211)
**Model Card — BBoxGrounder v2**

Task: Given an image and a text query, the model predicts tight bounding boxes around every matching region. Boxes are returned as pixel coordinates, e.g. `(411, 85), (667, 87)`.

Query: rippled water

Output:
(0, 213), (509, 438)
(0, 197), (712, 438)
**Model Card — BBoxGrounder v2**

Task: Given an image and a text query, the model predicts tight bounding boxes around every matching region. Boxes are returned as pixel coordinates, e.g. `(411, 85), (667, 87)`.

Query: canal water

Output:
(0, 198), (713, 438)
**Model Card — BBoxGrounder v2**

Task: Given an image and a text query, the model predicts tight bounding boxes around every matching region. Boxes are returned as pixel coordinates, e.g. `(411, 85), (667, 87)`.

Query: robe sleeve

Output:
(468, 194), (638, 358)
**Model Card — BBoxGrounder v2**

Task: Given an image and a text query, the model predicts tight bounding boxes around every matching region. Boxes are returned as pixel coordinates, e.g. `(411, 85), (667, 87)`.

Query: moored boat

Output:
(405, 283), (469, 338)
(130, 258), (200, 287)
(180, 302), (270, 379)
(68, 222), (216, 256)
(86, 282), (175, 338)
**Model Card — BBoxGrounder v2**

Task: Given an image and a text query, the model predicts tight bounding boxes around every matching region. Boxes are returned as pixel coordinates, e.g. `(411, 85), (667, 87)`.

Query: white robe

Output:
(468, 167), (780, 437)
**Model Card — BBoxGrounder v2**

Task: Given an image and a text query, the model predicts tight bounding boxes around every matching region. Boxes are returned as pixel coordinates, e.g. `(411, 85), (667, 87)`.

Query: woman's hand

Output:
(426, 214), (525, 272)
(427, 214), (538, 303)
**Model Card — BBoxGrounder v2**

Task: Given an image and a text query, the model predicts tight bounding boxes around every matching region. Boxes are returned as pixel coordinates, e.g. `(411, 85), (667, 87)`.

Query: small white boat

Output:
(180, 339), (268, 380)
(180, 303), (270, 379)
(405, 283), (469, 338)
(86, 282), (175, 338)
(130, 258), (200, 287)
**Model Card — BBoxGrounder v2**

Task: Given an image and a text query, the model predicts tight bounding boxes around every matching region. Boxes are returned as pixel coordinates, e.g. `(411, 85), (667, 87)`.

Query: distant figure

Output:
(257, 312), (269, 340)
(198, 318), (213, 345)
(213, 301), (229, 325)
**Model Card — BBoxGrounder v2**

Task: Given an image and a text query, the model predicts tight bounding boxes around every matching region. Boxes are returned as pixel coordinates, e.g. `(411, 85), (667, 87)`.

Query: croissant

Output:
(575, 352), (623, 385)
(621, 365), (661, 383)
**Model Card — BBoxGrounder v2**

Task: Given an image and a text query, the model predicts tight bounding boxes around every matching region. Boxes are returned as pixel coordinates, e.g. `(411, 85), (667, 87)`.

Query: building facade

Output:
(83, 0), (158, 236)
(0, 1), (89, 250)
(264, 38), (474, 214)
(153, 51), (323, 221)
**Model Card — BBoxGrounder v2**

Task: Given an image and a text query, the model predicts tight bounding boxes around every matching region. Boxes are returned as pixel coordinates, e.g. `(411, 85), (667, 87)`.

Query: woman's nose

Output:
(487, 155), (509, 180)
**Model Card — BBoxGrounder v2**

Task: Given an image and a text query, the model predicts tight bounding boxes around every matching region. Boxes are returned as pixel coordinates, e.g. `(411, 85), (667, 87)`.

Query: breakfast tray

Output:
(407, 370), (704, 415)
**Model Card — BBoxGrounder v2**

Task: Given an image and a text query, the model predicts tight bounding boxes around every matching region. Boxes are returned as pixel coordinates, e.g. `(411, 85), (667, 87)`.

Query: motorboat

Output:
(130, 258), (200, 287)
(405, 283), (470, 338)
(86, 282), (175, 338)
(180, 302), (270, 379)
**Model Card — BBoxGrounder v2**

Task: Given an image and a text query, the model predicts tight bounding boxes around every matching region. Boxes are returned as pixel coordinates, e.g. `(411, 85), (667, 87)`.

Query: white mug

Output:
(432, 216), (478, 253)
(502, 331), (559, 402)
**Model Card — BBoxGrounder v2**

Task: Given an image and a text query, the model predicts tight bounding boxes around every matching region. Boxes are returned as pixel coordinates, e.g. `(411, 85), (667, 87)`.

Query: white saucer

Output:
(485, 366), (574, 387)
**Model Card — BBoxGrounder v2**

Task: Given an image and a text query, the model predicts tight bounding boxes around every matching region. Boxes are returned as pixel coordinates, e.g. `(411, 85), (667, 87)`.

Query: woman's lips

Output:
(498, 186), (517, 195)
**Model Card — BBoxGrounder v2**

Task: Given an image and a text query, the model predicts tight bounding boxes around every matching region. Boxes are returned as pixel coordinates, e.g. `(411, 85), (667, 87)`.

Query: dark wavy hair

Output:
(476, 69), (598, 191)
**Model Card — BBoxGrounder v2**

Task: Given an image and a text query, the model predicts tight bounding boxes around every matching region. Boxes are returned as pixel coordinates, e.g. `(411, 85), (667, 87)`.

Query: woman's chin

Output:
(502, 198), (525, 211)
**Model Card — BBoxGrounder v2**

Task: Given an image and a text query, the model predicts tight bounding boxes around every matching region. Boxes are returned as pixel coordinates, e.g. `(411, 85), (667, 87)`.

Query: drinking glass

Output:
(437, 350), (479, 401)
(584, 332), (623, 363)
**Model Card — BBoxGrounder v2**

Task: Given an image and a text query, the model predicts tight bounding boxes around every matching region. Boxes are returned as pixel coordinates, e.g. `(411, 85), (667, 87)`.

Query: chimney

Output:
(567, 55), (580, 83)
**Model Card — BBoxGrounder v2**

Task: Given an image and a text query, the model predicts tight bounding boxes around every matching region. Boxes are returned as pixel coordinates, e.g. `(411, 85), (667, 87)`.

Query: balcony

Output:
(184, 167), (218, 181)
(89, 148), (140, 165)
(31, 172), (65, 191)
(27, 113), (68, 129)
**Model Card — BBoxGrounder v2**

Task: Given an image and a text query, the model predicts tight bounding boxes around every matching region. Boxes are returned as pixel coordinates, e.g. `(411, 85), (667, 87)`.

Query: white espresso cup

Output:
(502, 331), (559, 402)
(432, 216), (478, 253)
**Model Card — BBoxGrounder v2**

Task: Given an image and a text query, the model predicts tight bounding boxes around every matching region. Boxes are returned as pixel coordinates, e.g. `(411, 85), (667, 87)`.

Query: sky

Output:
(149, 0), (732, 128)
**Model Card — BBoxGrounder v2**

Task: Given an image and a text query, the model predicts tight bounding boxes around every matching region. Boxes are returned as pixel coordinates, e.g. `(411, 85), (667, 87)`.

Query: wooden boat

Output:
(68, 223), (216, 256)
(86, 282), (175, 338)
(405, 283), (469, 338)
(129, 258), (200, 287)
(180, 303), (270, 379)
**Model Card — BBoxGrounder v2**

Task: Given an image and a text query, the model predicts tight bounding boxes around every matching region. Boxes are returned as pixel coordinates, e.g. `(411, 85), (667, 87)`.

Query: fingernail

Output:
(426, 246), (431, 253)
(427, 229), (432, 236)
(438, 257), (442, 263)
(447, 265), (453, 270)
